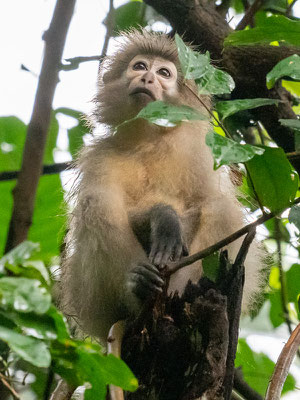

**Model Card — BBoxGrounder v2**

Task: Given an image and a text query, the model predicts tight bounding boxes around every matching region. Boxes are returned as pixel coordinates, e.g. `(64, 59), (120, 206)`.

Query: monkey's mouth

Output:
(130, 88), (156, 101)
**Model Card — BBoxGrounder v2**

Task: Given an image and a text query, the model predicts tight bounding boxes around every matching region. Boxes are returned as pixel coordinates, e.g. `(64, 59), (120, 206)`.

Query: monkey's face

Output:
(126, 55), (179, 110)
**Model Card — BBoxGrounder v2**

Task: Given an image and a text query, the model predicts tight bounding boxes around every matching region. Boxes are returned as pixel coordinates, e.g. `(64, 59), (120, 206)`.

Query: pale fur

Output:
(60, 30), (262, 343)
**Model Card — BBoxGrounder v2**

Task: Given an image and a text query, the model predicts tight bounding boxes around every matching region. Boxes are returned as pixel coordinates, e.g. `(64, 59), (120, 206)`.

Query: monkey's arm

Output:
(130, 204), (191, 268)
(63, 182), (163, 339)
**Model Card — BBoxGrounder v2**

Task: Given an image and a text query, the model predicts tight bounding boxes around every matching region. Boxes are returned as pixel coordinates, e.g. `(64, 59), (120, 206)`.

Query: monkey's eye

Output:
(133, 62), (147, 71)
(158, 68), (171, 78)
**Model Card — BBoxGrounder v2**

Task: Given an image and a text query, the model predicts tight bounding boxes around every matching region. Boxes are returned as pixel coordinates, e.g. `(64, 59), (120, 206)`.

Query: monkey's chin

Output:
(131, 92), (156, 108)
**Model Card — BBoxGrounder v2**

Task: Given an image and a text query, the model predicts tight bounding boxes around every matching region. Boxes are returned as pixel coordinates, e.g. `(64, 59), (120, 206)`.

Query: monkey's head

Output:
(93, 30), (192, 128)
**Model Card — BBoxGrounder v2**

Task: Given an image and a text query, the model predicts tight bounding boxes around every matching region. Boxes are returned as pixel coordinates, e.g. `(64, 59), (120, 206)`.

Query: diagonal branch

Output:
(5, 0), (76, 253)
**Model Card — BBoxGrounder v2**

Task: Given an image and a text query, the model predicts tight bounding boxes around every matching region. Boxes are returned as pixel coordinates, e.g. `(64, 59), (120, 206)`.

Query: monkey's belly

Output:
(168, 261), (202, 296)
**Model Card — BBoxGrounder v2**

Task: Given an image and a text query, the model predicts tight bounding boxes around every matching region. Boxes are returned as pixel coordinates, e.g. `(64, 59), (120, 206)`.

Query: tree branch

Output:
(167, 197), (300, 275)
(236, 0), (266, 30)
(265, 322), (300, 400)
(5, 0), (76, 253)
(0, 162), (71, 182)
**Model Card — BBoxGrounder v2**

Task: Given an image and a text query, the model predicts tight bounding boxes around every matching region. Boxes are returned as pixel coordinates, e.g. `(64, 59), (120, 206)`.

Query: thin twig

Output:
(265, 322), (300, 400)
(0, 162), (71, 182)
(49, 380), (75, 400)
(167, 197), (300, 275)
(101, 0), (114, 58)
(0, 373), (20, 400)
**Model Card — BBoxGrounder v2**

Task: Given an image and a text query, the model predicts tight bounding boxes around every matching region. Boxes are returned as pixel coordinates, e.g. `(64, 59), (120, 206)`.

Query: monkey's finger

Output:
(173, 244), (184, 262)
(149, 243), (160, 264)
(130, 273), (163, 300)
(132, 265), (164, 286)
(183, 244), (189, 257)
(153, 244), (168, 267)
(160, 243), (175, 266)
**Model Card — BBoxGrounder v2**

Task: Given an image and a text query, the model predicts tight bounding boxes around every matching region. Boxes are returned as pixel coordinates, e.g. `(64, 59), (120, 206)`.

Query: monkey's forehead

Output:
(102, 30), (183, 78)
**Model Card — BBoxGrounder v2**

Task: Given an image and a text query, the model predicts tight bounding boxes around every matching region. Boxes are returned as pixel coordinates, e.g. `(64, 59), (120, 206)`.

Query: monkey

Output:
(60, 29), (262, 347)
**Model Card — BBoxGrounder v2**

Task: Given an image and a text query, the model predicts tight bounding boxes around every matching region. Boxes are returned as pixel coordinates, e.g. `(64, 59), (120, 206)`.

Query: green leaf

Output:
(174, 34), (235, 94)
(195, 65), (235, 95)
(44, 113), (59, 164)
(28, 174), (65, 261)
(267, 55), (300, 89)
(0, 277), (51, 314)
(202, 252), (220, 282)
(47, 305), (70, 341)
(235, 339), (295, 395)
(0, 326), (51, 367)
(112, 2), (146, 34)
(52, 341), (137, 399)
(286, 264), (300, 305)
(175, 34), (210, 80)
(0, 241), (40, 269)
(289, 205), (300, 230)
(269, 289), (285, 328)
(134, 101), (208, 127)
(55, 107), (86, 157)
(205, 131), (264, 169)
(246, 147), (298, 211)
(0, 311), (57, 340)
(216, 99), (280, 120)
(279, 118), (300, 131)
(224, 15), (300, 47)
(0, 116), (26, 171)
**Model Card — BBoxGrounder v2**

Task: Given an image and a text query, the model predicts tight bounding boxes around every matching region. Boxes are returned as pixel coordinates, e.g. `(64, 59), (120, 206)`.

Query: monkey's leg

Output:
(108, 320), (126, 400)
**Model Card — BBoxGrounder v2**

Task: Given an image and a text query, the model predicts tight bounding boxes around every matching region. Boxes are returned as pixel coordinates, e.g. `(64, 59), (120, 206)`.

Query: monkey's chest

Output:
(118, 156), (196, 209)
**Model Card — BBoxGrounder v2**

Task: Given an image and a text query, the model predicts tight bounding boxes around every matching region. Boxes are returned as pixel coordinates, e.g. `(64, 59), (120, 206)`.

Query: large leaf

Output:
(267, 55), (300, 89)
(216, 99), (280, 120)
(175, 34), (210, 80)
(134, 101), (208, 127)
(28, 174), (65, 261)
(0, 116), (26, 171)
(0, 277), (51, 314)
(289, 204), (300, 230)
(195, 67), (235, 95)
(205, 131), (264, 169)
(0, 311), (57, 340)
(269, 289), (285, 328)
(235, 339), (295, 395)
(246, 147), (298, 211)
(0, 326), (51, 368)
(55, 107), (86, 157)
(224, 15), (300, 47)
(0, 241), (40, 269)
(52, 341), (138, 399)
(175, 34), (235, 94)
(279, 119), (300, 131)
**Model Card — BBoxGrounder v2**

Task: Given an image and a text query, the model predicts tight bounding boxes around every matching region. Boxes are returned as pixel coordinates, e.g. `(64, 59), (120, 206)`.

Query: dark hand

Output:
(126, 262), (164, 302)
(149, 205), (188, 268)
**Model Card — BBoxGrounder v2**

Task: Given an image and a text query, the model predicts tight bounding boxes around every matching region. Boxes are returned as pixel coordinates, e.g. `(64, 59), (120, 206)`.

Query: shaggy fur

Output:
(60, 30), (263, 342)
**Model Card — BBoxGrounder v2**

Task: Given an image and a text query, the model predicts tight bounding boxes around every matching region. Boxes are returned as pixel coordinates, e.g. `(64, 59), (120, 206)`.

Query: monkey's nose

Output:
(141, 72), (154, 84)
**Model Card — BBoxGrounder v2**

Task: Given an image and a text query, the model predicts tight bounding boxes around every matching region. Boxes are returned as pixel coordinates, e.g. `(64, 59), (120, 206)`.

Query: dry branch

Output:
(265, 322), (300, 400)
(5, 0), (76, 252)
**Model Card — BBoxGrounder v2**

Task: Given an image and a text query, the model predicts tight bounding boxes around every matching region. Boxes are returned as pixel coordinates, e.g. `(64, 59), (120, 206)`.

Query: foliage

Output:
(1, 0), (300, 398)
(0, 242), (137, 399)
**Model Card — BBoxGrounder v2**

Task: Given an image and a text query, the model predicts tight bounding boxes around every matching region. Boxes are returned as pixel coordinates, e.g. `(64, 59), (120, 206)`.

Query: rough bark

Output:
(122, 252), (245, 400)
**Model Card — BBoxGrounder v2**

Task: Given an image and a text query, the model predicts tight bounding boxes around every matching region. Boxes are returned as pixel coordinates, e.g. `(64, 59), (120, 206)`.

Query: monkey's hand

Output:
(126, 263), (164, 302)
(149, 204), (188, 268)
